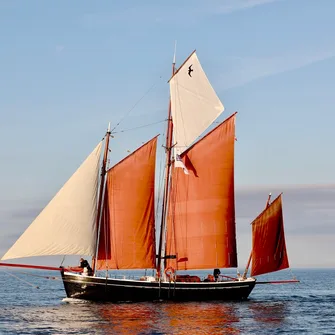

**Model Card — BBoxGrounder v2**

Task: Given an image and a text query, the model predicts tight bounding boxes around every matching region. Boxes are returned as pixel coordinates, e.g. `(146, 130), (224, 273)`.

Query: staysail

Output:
(169, 51), (224, 158)
(96, 137), (157, 270)
(165, 114), (237, 270)
(1, 143), (102, 260)
(251, 194), (289, 276)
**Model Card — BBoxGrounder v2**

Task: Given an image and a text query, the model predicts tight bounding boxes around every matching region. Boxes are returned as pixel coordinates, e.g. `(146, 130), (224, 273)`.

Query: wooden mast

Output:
(242, 193), (272, 279)
(92, 123), (111, 275)
(156, 45), (176, 278)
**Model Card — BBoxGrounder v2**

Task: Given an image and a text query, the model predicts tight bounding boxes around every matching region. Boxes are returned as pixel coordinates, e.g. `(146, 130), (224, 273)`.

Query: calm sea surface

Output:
(0, 269), (334, 334)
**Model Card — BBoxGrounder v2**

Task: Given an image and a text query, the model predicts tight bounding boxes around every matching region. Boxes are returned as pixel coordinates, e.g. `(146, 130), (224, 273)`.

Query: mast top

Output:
(107, 122), (111, 133)
(173, 40), (177, 65)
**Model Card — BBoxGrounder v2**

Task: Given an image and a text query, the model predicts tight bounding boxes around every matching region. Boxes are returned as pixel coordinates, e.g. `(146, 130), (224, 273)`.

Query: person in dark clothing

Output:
(79, 258), (93, 276)
(213, 268), (221, 281)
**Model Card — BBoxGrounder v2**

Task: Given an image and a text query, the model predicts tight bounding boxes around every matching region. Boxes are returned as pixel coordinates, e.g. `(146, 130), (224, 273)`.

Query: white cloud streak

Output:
(218, 49), (335, 90)
(79, 0), (282, 28)
(213, 0), (282, 14)
(56, 45), (65, 53)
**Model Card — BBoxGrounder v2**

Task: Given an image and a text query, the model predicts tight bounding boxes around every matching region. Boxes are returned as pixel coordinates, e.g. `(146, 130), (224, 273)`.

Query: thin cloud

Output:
(219, 49), (335, 90)
(56, 45), (65, 53)
(79, 0), (282, 28)
(236, 183), (335, 234)
(214, 0), (282, 14)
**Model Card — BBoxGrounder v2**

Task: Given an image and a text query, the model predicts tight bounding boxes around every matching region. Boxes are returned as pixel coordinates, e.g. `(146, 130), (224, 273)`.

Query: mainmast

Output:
(156, 44), (176, 277)
(92, 123), (111, 275)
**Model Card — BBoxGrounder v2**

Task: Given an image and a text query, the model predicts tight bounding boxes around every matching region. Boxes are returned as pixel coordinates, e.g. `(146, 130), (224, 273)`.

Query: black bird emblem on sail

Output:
(188, 64), (193, 77)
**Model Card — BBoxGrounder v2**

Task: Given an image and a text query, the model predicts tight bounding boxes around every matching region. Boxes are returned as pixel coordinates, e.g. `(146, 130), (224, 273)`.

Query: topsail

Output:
(169, 51), (224, 158)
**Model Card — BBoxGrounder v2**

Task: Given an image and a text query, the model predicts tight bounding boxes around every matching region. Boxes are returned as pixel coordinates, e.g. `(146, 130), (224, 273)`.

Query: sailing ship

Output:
(0, 50), (297, 302)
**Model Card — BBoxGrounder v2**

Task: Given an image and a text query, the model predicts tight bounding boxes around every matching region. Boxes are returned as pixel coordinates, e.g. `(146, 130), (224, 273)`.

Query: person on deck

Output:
(213, 268), (221, 281)
(79, 258), (93, 276)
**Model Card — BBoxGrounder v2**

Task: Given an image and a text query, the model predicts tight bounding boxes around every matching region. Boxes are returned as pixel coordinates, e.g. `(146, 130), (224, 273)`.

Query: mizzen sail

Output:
(96, 137), (157, 270)
(251, 194), (289, 276)
(169, 51), (224, 157)
(1, 143), (102, 260)
(165, 114), (237, 270)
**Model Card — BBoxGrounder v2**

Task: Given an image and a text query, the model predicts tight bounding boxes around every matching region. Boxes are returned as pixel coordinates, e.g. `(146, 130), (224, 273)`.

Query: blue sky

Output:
(1, 0), (335, 268)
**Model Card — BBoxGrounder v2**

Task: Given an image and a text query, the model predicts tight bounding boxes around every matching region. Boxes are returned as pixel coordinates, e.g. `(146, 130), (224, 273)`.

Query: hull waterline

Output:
(61, 271), (256, 302)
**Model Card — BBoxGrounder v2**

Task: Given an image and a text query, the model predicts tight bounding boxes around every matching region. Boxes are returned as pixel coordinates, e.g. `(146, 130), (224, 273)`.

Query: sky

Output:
(0, 0), (335, 269)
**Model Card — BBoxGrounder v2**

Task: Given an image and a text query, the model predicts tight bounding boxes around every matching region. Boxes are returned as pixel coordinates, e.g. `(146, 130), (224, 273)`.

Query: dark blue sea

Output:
(0, 269), (334, 334)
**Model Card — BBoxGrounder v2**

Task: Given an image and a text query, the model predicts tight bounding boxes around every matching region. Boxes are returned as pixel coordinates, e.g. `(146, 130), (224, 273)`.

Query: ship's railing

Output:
(93, 271), (239, 282)
(95, 272), (156, 281)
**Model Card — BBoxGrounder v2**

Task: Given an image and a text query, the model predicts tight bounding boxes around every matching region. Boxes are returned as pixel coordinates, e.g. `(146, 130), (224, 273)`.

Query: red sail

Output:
(96, 137), (157, 270)
(165, 114), (237, 270)
(251, 194), (289, 276)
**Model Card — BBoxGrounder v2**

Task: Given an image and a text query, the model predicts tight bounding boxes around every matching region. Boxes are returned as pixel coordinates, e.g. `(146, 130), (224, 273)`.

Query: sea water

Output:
(0, 269), (334, 334)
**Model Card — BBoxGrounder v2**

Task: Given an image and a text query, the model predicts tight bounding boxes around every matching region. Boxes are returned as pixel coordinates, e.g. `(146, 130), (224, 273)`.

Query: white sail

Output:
(1, 142), (102, 260)
(169, 51), (224, 156)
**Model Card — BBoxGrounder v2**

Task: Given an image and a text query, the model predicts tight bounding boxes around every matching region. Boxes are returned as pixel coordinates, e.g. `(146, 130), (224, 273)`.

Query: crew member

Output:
(213, 268), (221, 281)
(79, 258), (93, 276)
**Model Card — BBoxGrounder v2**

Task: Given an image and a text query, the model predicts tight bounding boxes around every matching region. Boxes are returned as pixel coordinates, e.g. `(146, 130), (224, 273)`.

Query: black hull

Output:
(61, 271), (256, 303)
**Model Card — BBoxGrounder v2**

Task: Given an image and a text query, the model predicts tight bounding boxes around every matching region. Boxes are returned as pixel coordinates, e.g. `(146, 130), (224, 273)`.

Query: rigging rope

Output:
(110, 76), (163, 133)
(112, 119), (166, 134)
(7, 270), (61, 280)
(60, 255), (66, 266)
(4, 270), (41, 289)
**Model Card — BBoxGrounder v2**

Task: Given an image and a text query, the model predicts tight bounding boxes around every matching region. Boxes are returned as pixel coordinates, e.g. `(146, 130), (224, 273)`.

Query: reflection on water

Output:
(1, 299), (242, 335)
(162, 303), (240, 335)
(248, 301), (287, 324)
(96, 302), (240, 334)
(97, 303), (159, 334)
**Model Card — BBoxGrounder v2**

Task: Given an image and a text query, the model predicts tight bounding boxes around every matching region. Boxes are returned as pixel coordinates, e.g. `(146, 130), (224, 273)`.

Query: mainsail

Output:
(1, 143), (102, 260)
(165, 114), (237, 270)
(169, 51), (224, 158)
(96, 137), (157, 270)
(251, 194), (289, 276)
